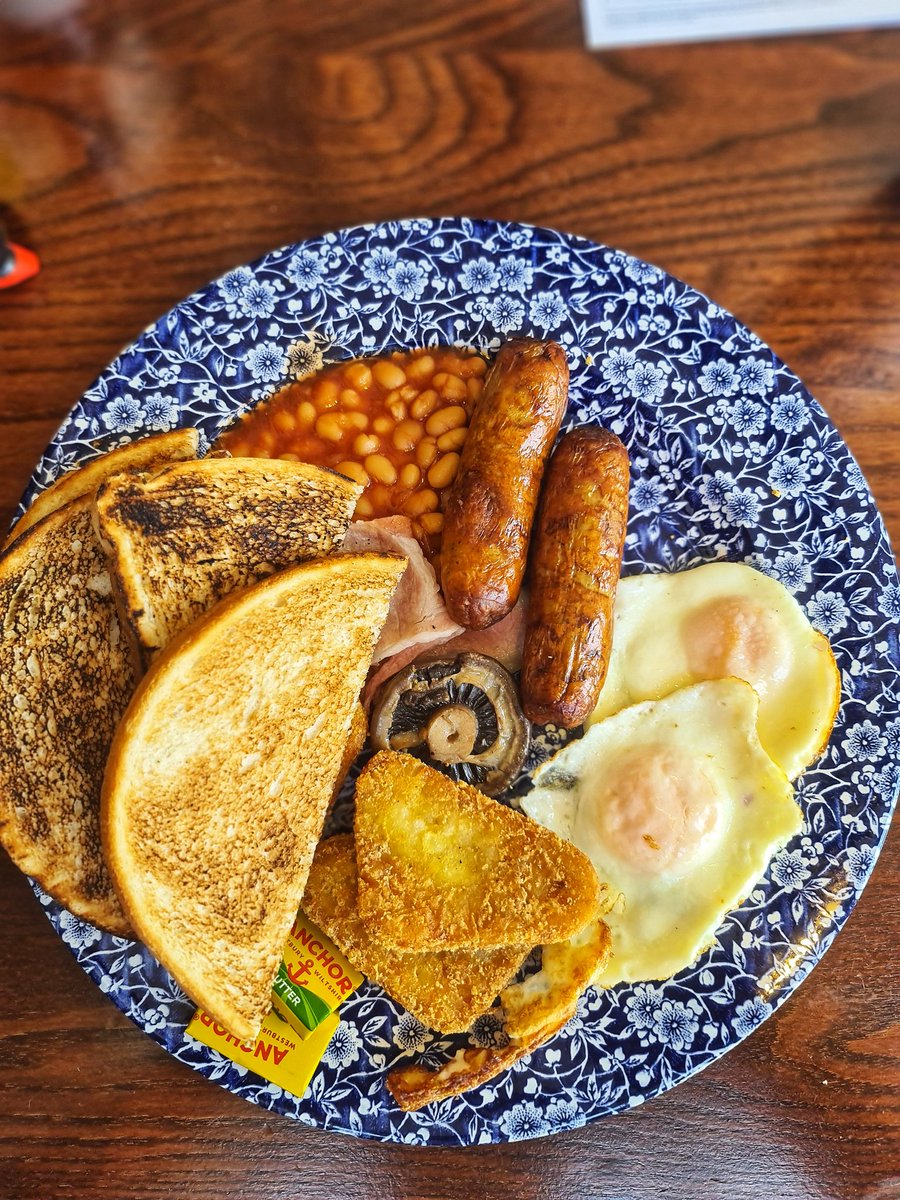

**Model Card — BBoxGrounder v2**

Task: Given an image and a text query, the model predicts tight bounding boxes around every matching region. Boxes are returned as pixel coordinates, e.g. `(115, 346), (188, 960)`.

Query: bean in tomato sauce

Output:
(215, 346), (487, 548)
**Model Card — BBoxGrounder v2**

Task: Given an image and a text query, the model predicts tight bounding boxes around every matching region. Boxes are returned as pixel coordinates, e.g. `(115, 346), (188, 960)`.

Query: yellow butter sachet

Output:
(186, 1006), (339, 1099)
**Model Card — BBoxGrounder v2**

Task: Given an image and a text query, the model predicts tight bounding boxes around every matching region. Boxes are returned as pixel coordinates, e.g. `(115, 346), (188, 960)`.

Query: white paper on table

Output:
(582, 0), (900, 48)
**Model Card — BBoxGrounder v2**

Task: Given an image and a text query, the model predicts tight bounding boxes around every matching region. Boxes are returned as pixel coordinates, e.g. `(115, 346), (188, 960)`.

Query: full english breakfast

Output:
(0, 331), (840, 1114)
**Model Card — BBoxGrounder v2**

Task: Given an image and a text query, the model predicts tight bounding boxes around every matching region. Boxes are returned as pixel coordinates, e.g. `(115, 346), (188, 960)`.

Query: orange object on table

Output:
(0, 240), (40, 290)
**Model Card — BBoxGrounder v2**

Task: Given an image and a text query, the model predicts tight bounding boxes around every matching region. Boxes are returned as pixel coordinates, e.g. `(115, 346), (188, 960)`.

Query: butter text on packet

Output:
(272, 910), (363, 1037)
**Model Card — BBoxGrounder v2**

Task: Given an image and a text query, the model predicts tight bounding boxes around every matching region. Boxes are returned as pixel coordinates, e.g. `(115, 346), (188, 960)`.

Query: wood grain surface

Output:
(1, 3), (898, 1198)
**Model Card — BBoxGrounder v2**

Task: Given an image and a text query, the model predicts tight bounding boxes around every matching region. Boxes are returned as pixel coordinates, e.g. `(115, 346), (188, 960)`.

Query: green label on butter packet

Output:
(272, 966), (332, 1033)
(270, 910), (364, 1039)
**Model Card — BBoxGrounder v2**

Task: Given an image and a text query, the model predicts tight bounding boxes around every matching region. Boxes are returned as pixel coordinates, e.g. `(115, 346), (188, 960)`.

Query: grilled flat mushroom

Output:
(369, 651), (529, 796)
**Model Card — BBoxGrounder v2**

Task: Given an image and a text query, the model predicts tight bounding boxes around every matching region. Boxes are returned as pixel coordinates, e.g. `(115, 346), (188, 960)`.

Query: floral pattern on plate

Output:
(21, 217), (899, 1145)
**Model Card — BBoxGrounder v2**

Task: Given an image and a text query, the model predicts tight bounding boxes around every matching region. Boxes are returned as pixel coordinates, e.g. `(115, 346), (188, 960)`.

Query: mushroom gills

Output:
(369, 651), (530, 796)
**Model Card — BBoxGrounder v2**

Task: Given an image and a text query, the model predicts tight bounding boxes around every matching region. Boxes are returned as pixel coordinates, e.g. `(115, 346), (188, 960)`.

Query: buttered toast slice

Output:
(93, 457), (362, 670)
(4, 428), (200, 549)
(303, 835), (529, 1033)
(102, 553), (405, 1044)
(354, 752), (604, 953)
(0, 495), (136, 933)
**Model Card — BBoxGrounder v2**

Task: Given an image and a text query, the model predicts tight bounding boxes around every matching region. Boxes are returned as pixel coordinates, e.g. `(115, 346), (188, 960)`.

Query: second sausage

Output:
(521, 426), (630, 728)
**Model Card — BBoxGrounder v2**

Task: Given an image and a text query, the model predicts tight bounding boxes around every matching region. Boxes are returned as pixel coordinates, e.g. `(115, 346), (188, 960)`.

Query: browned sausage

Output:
(440, 339), (569, 629)
(521, 427), (629, 728)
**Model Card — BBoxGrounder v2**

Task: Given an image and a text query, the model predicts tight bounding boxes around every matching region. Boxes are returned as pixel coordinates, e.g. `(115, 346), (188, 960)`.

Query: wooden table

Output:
(1, 4), (898, 1197)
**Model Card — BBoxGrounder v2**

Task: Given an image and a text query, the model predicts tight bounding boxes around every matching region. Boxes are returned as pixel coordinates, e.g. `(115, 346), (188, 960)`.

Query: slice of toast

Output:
(0, 495), (136, 933)
(354, 751), (604, 953)
(102, 553), (405, 1044)
(302, 834), (529, 1033)
(4, 428), (200, 549)
(93, 457), (362, 671)
(0, 431), (203, 934)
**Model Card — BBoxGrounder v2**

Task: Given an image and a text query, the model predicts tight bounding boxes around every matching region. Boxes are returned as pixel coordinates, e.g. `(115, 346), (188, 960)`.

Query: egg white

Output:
(589, 561), (840, 780)
(522, 679), (801, 988)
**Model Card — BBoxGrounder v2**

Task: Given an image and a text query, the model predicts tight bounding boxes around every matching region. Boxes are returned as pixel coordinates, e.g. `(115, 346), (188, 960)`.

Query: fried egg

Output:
(589, 561), (840, 780)
(522, 679), (802, 988)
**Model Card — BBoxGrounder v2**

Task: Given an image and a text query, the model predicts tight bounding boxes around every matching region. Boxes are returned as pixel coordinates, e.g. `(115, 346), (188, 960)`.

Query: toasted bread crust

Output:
(303, 835), (529, 1033)
(94, 457), (362, 672)
(102, 553), (404, 1043)
(354, 752), (604, 952)
(4, 428), (200, 550)
(0, 496), (134, 933)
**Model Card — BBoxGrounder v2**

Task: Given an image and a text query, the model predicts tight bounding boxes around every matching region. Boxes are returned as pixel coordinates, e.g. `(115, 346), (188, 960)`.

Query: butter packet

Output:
(272, 911), (364, 1038)
(186, 1006), (339, 1099)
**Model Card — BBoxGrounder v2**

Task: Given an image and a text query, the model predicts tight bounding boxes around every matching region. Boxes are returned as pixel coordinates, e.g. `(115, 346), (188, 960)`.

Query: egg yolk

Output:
(592, 747), (724, 876)
(682, 596), (791, 700)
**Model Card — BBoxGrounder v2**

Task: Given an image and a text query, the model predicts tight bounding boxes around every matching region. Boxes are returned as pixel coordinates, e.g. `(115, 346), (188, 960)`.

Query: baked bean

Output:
(416, 437), (438, 470)
(373, 361), (406, 390)
(467, 377), (483, 403)
(315, 414), (344, 442)
(297, 401), (317, 427)
(467, 356), (487, 376)
(399, 462), (421, 489)
(273, 410), (297, 435)
(314, 378), (340, 410)
(373, 415), (394, 436)
(279, 451), (300, 461)
(403, 489), (440, 517)
(388, 398), (408, 423)
(336, 460), (369, 486)
(438, 374), (467, 402)
(437, 427), (467, 452)
(411, 389), (439, 420)
(365, 454), (398, 486)
(345, 362), (372, 390)
(355, 495), (375, 518)
(425, 405), (467, 437)
(428, 452), (460, 490)
(354, 433), (380, 457)
(368, 482), (393, 510)
(347, 412), (369, 431)
(406, 354), (435, 381)
(400, 384), (418, 402)
(419, 511), (444, 535)
(393, 419), (424, 452)
(340, 387), (363, 409)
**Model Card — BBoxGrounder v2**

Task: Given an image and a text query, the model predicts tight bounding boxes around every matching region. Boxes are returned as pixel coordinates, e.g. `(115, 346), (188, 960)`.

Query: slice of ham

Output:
(436, 591), (528, 673)
(364, 586), (529, 707)
(342, 516), (531, 707)
(341, 516), (464, 667)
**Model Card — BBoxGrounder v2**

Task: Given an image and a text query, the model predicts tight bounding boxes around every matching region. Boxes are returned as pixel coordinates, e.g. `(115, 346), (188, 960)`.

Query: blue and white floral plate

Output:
(21, 218), (899, 1145)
